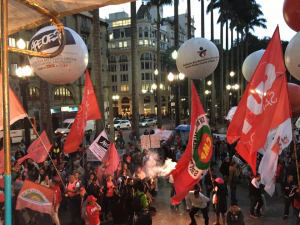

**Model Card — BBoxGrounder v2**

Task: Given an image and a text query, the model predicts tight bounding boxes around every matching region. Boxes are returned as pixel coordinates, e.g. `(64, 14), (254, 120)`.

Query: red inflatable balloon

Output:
(288, 83), (300, 118)
(283, 0), (300, 32)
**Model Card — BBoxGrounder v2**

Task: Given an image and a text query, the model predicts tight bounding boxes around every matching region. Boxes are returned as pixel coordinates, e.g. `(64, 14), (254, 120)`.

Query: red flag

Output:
(16, 180), (55, 214)
(103, 141), (120, 177)
(17, 131), (52, 164)
(0, 72), (27, 130)
(170, 82), (212, 205)
(227, 27), (292, 174)
(64, 70), (101, 153)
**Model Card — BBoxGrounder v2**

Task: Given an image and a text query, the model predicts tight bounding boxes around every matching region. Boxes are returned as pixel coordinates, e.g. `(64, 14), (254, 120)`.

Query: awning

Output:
(3, 0), (135, 35)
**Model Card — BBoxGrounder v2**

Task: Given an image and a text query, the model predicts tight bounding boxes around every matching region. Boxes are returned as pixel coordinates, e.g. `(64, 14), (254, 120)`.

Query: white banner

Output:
(141, 135), (150, 149)
(89, 130), (110, 161)
(150, 134), (161, 148)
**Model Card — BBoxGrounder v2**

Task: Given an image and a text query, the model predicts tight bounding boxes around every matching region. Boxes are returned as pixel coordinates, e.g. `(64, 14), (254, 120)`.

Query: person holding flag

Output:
(169, 82), (213, 206)
(227, 26), (293, 197)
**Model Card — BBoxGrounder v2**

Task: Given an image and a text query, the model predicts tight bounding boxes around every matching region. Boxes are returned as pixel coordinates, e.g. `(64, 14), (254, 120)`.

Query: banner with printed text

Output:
(89, 130), (110, 161)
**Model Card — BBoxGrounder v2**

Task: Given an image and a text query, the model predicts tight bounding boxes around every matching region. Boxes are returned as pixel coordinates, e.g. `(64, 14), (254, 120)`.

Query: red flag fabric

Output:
(0, 72), (27, 130)
(170, 82), (212, 205)
(0, 150), (4, 174)
(17, 131), (52, 164)
(16, 180), (55, 214)
(227, 27), (292, 174)
(64, 70), (101, 153)
(103, 141), (120, 177)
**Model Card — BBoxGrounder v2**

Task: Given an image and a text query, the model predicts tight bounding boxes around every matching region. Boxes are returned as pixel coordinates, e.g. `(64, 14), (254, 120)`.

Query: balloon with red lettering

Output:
(176, 38), (219, 79)
(285, 32), (300, 81)
(283, 0), (300, 32)
(28, 26), (88, 84)
(242, 50), (265, 82)
(288, 83), (300, 118)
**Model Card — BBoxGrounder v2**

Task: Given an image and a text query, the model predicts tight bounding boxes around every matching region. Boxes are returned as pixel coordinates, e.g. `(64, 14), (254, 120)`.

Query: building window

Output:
(111, 75), (117, 82)
(111, 43), (116, 48)
(8, 38), (15, 47)
(139, 40), (143, 45)
(120, 74), (128, 81)
(123, 41), (127, 48)
(81, 34), (87, 43)
(108, 56), (116, 63)
(141, 73), (152, 80)
(112, 85), (118, 92)
(110, 65), (117, 72)
(119, 42), (123, 48)
(144, 27), (148, 37)
(139, 27), (143, 37)
(81, 17), (87, 27)
(28, 87), (40, 101)
(112, 19), (131, 27)
(120, 64), (128, 71)
(121, 97), (130, 104)
(54, 87), (73, 100)
(144, 96), (151, 103)
(10, 63), (18, 75)
(120, 31), (125, 38)
(119, 55), (127, 62)
(140, 53), (152, 70)
(109, 33), (114, 40)
(144, 40), (149, 46)
(121, 85), (129, 92)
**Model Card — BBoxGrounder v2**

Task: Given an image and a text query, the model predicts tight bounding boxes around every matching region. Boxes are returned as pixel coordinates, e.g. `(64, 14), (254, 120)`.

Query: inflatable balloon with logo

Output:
(242, 50), (265, 82)
(28, 26), (88, 85)
(283, 0), (300, 32)
(288, 83), (300, 118)
(176, 38), (219, 80)
(285, 32), (300, 81)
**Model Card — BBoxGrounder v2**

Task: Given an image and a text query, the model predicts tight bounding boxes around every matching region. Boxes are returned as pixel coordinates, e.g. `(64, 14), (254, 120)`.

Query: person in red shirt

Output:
(82, 195), (101, 225)
(103, 174), (116, 220)
(50, 180), (62, 225)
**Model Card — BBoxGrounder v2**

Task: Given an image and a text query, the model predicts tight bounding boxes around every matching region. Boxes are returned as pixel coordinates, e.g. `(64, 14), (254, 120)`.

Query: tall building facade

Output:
(106, 4), (195, 118)
(8, 12), (109, 131)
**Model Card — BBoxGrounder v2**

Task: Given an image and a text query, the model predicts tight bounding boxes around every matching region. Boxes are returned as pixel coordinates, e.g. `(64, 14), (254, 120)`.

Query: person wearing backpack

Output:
(132, 183), (149, 216)
(50, 179), (62, 225)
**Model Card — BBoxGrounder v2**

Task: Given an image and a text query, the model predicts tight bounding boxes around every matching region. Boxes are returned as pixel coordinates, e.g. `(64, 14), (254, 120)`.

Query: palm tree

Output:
(92, 8), (105, 136)
(130, 1), (140, 136)
(40, 79), (53, 141)
(210, 0), (216, 125)
(200, 0), (206, 111)
(146, 0), (172, 129)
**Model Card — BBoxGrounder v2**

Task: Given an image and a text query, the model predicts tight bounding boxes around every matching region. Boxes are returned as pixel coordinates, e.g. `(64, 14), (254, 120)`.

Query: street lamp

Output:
(151, 83), (157, 90)
(16, 65), (33, 150)
(172, 50), (178, 60)
(207, 80), (212, 86)
(17, 38), (26, 50)
(234, 84), (240, 90)
(226, 84), (231, 90)
(168, 72), (185, 126)
(230, 71), (235, 77)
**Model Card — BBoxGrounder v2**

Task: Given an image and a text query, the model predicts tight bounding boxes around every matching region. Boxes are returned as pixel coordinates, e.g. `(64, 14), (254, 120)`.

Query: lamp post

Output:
(112, 95), (119, 118)
(226, 83), (239, 107)
(168, 71), (185, 126)
(16, 65), (32, 151)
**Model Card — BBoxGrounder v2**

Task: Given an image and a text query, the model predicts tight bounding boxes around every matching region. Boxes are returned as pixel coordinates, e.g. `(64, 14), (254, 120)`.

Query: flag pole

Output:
(292, 122), (300, 186)
(1, 0), (12, 224)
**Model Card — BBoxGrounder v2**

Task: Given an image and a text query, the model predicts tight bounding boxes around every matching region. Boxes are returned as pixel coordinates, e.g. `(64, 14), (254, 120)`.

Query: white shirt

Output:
(251, 178), (260, 188)
(187, 191), (210, 209)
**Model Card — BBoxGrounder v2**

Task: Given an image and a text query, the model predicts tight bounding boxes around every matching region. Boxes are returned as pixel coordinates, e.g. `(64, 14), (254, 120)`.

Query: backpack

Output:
(131, 193), (144, 213)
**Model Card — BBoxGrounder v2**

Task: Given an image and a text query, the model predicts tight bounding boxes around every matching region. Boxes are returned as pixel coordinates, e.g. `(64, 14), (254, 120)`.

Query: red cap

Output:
(215, 178), (224, 184)
(87, 195), (97, 202)
(126, 156), (131, 160)
(80, 187), (86, 192)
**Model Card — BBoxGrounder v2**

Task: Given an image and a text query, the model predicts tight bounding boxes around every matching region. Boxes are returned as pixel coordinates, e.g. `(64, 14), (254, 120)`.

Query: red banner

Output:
(16, 180), (54, 214)
(64, 69), (102, 153)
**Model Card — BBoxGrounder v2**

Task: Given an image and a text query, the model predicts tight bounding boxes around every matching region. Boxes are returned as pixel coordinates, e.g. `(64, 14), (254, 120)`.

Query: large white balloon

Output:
(285, 32), (300, 81)
(242, 50), (265, 82)
(28, 26), (88, 84)
(176, 38), (219, 79)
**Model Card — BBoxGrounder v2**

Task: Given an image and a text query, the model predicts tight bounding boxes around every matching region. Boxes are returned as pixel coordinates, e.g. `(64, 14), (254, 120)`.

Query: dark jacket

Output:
(286, 163), (298, 184)
(213, 182), (227, 213)
(220, 161), (230, 177)
(120, 169), (132, 178)
(136, 212), (152, 225)
(282, 181), (296, 197)
(249, 179), (261, 198)
(226, 207), (244, 225)
(87, 183), (100, 199)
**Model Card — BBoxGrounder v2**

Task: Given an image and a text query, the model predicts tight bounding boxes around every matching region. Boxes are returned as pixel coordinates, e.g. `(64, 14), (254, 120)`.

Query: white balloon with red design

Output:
(28, 26), (88, 85)
(176, 38), (219, 80)
(285, 32), (300, 81)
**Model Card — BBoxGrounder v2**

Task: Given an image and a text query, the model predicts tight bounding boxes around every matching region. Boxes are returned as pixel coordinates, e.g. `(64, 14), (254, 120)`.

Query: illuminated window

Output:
(123, 41), (127, 48)
(109, 33), (114, 40)
(28, 87), (40, 101)
(9, 38), (15, 47)
(54, 87), (73, 100)
(139, 40), (143, 45)
(121, 85), (129, 91)
(144, 40), (149, 46)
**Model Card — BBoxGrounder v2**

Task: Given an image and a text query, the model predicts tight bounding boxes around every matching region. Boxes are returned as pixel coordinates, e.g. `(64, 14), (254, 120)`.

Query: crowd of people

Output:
(2, 128), (300, 225)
